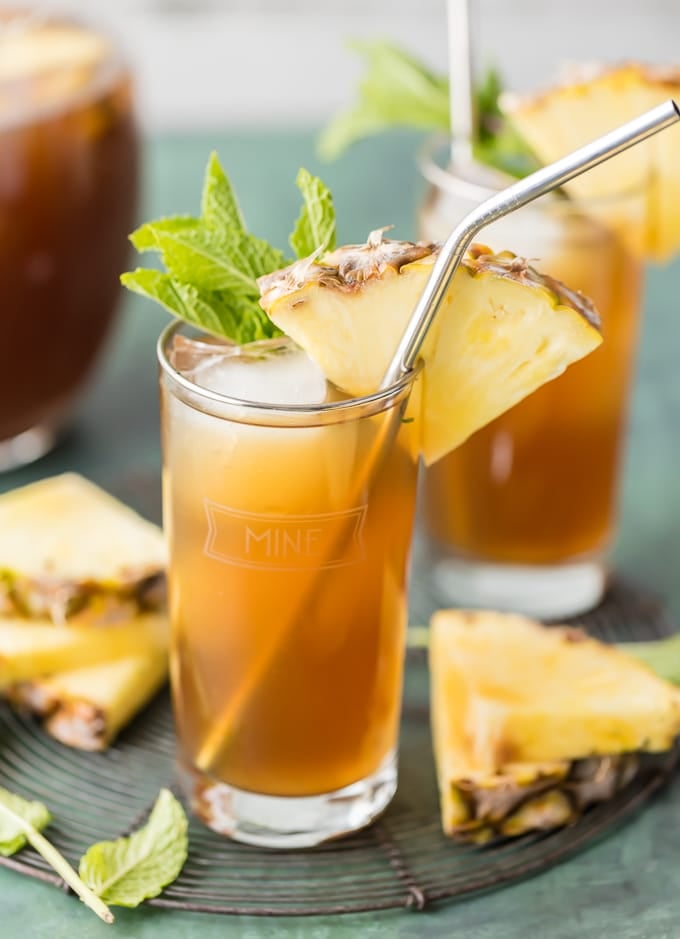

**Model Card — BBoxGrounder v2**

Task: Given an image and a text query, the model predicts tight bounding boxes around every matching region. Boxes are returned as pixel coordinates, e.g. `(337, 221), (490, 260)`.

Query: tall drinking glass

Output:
(418, 144), (647, 618)
(159, 327), (420, 847)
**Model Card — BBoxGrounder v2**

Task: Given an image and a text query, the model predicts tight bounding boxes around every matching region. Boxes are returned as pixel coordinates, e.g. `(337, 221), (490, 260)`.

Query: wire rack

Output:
(0, 576), (675, 917)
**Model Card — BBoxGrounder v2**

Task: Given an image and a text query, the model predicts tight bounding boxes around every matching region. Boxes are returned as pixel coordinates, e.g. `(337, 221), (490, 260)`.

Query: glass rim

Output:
(418, 134), (649, 208)
(0, 12), (130, 133)
(157, 320), (421, 427)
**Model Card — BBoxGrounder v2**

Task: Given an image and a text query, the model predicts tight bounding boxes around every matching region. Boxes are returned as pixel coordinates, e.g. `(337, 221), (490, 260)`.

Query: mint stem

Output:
(0, 801), (114, 924)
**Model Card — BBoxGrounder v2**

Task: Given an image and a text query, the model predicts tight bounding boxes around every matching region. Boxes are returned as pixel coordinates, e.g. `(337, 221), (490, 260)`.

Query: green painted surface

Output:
(1, 130), (680, 938)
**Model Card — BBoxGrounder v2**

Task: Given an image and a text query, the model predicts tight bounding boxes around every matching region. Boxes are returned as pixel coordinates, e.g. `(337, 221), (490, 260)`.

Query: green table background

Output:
(2, 130), (680, 938)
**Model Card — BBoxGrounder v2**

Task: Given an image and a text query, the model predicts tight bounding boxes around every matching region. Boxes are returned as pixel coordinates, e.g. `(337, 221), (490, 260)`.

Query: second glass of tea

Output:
(419, 147), (647, 619)
(159, 327), (420, 847)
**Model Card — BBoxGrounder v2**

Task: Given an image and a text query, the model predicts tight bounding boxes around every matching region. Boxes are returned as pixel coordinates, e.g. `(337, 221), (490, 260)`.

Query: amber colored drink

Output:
(419, 154), (646, 616)
(424, 228), (643, 562)
(159, 331), (419, 846)
(0, 15), (139, 466)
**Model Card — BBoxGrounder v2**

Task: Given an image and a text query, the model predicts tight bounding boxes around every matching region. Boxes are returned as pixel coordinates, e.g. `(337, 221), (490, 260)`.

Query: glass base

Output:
(180, 751), (397, 848)
(432, 556), (606, 619)
(0, 423), (57, 473)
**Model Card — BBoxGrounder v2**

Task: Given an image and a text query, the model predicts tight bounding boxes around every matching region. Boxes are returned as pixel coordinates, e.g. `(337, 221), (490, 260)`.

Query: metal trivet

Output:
(0, 576), (675, 917)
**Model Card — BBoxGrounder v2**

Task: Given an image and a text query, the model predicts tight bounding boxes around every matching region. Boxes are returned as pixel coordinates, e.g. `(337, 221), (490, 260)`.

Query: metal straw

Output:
(447, 0), (476, 164)
(382, 100), (680, 389)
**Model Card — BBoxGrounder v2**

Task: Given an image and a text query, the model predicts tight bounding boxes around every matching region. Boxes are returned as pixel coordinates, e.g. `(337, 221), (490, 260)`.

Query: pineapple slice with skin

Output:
(8, 652), (168, 751)
(0, 613), (168, 687)
(504, 63), (680, 262)
(259, 236), (602, 465)
(430, 609), (680, 840)
(0, 473), (166, 623)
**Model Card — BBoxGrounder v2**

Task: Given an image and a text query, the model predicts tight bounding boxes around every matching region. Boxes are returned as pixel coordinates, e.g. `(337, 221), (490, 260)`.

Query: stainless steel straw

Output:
(382, 99), (680, 389)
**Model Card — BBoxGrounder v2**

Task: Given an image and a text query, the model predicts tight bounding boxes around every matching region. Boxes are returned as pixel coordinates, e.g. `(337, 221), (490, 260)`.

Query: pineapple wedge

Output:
(430, 610), (680, 840)
(259, 238), (602, 465)
(504, 63), (680, 261)
(8, 653), (168, 751)
(0, 473), (166, 622)
(0, 613), (168, 687)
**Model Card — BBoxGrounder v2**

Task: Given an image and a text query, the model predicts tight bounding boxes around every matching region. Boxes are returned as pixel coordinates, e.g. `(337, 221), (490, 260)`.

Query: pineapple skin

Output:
(0, 473), (166, 623)
(0, 570), (166, 624)
(9, 653), (168, 751)
(430, 609), (680, 840)
(443, 755), (639, 842)
(259, 239), (602, 465)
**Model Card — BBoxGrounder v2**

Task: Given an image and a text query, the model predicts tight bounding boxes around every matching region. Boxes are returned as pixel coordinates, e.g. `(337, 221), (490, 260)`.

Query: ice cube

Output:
(189, 338), (329, 407)
(170, 334), (235, 373)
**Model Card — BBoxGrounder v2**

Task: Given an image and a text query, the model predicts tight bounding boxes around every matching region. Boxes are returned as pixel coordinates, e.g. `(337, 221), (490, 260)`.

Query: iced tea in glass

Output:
(419, 148), (646, 617)
(159, 327), (420, 847)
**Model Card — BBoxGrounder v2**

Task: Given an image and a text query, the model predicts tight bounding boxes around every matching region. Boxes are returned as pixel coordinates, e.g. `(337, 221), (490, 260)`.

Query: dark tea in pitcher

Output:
(0, 13), (139, 467)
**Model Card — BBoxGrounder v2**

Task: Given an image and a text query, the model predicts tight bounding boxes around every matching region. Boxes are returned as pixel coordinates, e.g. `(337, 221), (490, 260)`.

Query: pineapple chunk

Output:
(505, 63), (680, 261)
(0, 473), (166, 622)
(431, 610), (680, 768)
(8, 653), (168, 751)
(259, 238), (602, 465)
(0, 613), (168, 687)
(429, 609), (676, 839)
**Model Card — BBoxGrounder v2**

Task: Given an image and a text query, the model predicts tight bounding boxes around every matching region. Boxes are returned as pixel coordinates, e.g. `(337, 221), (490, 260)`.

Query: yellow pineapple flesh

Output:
(8, 652), (168, 751)
(259, 237), (602, 465)
(430, 609), (680, 839)
(0, 473), (166, 622)
(0, 613), (168, 687)
(505, 63), (680, 261)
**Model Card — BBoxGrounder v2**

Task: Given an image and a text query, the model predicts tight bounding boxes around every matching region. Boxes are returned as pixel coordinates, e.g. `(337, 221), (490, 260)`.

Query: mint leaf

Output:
(0, 787), (114, 923)
(146, 227), (262, 294)
(130, 216), (199, 252)
(201, 151), (247, 239)
(79, 789), (188, 908)
(289, 169), (337, 258)
(473, 71), (541, 177)
(318, 42), (538, 181)
(237, 233), (287, 280)
(122, 154), (312, 342)
(200, 155), (287, 274)
(122, 269), (272, 344)
(0, 786), (51, 856)
(122, 269), (195, 322)
(473, 129), (541, 180)
(318, 41), (449, 160)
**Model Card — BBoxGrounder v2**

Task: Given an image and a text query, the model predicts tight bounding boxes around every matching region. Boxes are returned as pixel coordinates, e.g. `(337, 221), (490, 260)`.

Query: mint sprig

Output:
(0, 786), (52, 857)
(318, 41), (450, 161)
(79, 789), (188, 908)
(0, 786), (189, 923)
(0, 786), (114, 924)
(122, 155), (336, 342)
(318, 41), (539, 180)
